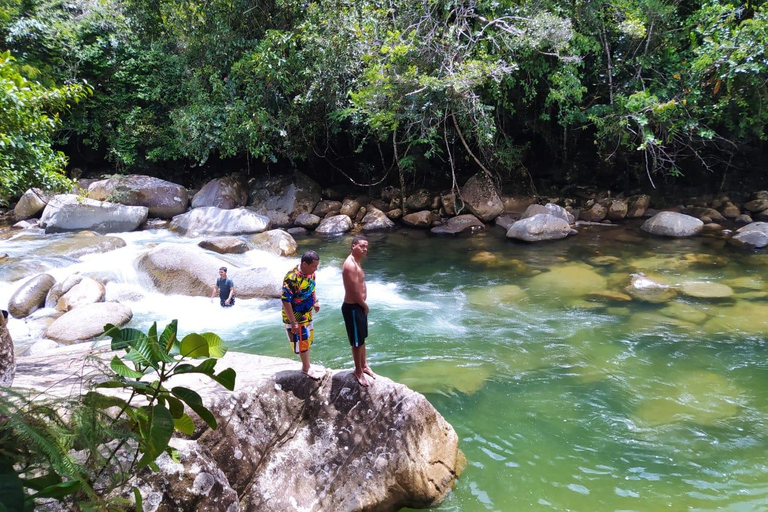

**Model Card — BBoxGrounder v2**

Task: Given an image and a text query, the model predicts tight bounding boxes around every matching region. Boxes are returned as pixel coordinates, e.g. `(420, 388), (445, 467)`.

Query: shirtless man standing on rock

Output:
(342, 235), (375, 387)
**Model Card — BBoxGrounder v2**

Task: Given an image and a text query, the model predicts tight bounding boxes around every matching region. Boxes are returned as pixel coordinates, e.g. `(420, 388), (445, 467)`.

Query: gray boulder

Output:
(137, 243), (287, 298)
(46, 274), (83, 308)
(312, 200), (343, 217)
(14, 188), (49, 220)
(506, 214), (572, 242)
(294, 212), (321, 229)
(728, 222), (768, 249)
(430, 214), (484, 235)
(641, 212), (703, 237)
(460, 172), (503, 221)
(40, 195), (148, 234)
(362, 207), (396, 231)
(198, 236), (250, 254)
(249, 229), (299, 256)
(0, 310), (14, 386)
(88, 175), (189, 218)
(606, 199), (629, 220)
(405, 189), (432, 211)
(315, 215), (353, 235)
(249, 172), (322, 222)
(521, 203), (575, 224)
(170, 207), (270, 236)
(494, 213), (518, 231)
(744, 198), (768, 213)
(37, 232), (126, 259)
(579, 202), (608, 222)
(8, 273), (56, 318)
(191, 175), (248, 210)
(684, 206), (726, 223)
(45, 302), (133, 343)
(340, 197), (363, 218)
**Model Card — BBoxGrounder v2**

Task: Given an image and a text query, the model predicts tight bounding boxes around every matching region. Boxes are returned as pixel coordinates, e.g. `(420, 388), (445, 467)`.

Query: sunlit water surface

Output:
(2, 222), (768, 512)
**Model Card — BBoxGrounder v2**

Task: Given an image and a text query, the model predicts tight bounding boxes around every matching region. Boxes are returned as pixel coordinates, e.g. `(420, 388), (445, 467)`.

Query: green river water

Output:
(241, 223), (768, 512)
(3, 220), (768, 511)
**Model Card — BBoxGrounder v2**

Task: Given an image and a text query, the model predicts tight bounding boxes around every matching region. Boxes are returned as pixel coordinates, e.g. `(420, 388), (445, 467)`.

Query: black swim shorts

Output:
(341, 302), (367, 347)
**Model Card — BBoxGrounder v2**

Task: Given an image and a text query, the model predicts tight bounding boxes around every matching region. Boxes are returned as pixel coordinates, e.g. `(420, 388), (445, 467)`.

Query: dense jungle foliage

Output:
(0, 0), (766, 199)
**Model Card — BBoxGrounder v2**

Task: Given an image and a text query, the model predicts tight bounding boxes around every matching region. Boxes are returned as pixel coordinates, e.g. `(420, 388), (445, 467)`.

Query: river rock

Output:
(684, 206), (726, 223)
(494, 213), (518, 231)
(14, 188), (49, 220)
(625, 274), (676, 303)
(315, 214), (353, 235)
(13, 349), (461, 512)
(191, 175), (248, 209)
(8, 273), (56, 318)
(55, 277), (105, 312)
(198, 236), (250, 254)
(506, 214), (572, 242)
(626, 194), (650, 218)
(40, 194), (149, 234)
(362, 207), (396, 231)
(312, 200), (343, 217)
(606, 199), (628, 220)
(385, 208), (403, 220)
(679, 281), (734, 299)
(460, 172), (503, 221)
(248, 171), (322, 222)
(88, 175), (189, 218)
(294, 212), (321, 229)
(137, 243), (286, 298)
(402, 210), (436, 228)
(521, 203), (575, 224)
(728, 222), (768, 249)
(340, 197), (363, 218)
(580, 202), (608, 222)
(658, 302), (709, 324)
(430, 214), (484, 235)
(405, 189), (432, 211)
(46, 274), (83, 308)
(45, 302), (132, 343)
(249, 229), (298, 256)
(528, 263), (607, 297)
(641, 211), (703, 237)
(744, 198), (768, 213)
(169, 207), (270, 236)
(720, 202), (741, 219)
(38, 232), (127, 259)
(257, 209), (292, 228)
(0, 311), (14, 386)
(501, 196), (537, 213)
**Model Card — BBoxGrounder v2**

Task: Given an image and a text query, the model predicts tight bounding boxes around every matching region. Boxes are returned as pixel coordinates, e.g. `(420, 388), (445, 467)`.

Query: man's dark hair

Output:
(219, 267), (227, 272)
(301, 250), (319, 264)
(351, 235), (368, 248)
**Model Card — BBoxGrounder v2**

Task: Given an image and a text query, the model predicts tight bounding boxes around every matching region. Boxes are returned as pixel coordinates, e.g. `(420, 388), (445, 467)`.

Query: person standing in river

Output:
(211, 267), (235, 307)
(342, 235), (375, 387)
(282, 250), (323, 380)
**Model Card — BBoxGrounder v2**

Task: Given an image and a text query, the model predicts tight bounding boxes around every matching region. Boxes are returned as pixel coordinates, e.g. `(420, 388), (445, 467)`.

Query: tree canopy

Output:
(1, 0), (766, 197)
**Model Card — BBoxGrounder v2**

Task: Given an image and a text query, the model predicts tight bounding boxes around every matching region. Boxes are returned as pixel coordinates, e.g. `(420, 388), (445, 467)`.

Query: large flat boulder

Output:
(169, 207), (270, 236)
(460, 172), (503, 221)
(39, 195), (149, 234)
(13, 349), (462, 512)
(191, 175), (248, 209)
(44, 302), (132, 343)
(506, 214), (572, 242)
(136, 243), (287, 298)
(88, 175), (189, 218)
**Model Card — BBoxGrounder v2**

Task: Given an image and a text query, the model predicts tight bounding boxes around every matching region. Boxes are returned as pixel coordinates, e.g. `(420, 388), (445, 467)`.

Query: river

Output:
(2, 221), (768, 511)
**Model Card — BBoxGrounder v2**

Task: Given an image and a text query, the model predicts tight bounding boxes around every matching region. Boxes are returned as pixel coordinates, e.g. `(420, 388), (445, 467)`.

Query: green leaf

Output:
(173, 414), (195, 435)
(171, 387), (217, 429)
(211, 368), (237, 391)
(28, 480), (82, 500)
(136, 405), (174, 470)
(133, 487), (142, 512)
(160, 320), (178, 352)
(179, 334), (209, 359)
(104, 325), (149, 352)
(82, 391), (130, 411)
(0, 461), (24, 512)
(173, 359), (217, 376)
(164, 395), (185, 419)
(109, 356), (145, 379)
(199, 332), (227, 358)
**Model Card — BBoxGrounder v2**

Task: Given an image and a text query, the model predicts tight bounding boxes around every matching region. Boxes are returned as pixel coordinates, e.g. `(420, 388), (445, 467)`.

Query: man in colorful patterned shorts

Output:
(281, 250), (323, 380)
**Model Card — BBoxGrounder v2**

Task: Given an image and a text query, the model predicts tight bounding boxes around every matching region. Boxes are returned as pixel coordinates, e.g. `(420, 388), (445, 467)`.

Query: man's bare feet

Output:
(302, 368), (323, 381)
(353, 371), (369, 387)
(363, 366), (376, 379)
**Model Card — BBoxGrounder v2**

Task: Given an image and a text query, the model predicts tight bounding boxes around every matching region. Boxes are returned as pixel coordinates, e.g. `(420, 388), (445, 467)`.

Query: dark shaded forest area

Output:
(2, 0), (767, 202)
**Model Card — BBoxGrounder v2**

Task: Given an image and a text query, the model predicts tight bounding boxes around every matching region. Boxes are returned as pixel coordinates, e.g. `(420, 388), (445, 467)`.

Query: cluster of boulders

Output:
(6, 171), (768, 248)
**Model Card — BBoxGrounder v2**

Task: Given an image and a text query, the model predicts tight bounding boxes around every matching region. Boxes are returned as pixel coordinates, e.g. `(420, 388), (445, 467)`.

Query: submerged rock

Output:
(528, 263), (608, 297)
